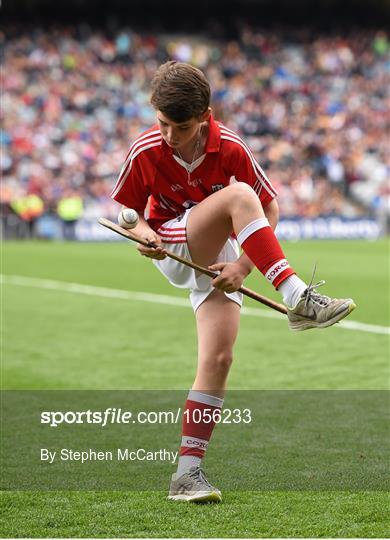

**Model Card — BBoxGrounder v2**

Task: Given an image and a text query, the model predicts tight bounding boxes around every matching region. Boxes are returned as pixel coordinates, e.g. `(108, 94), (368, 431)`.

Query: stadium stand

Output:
(1, 21), (388, 237)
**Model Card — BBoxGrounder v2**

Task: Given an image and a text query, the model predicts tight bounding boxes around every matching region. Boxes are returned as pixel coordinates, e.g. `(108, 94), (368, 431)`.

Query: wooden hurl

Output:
(99, 217), (288, 315)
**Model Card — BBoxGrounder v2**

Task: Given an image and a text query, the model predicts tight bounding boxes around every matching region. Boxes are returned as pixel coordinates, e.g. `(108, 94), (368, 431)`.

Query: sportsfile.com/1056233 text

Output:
(40, 407), (252, 427)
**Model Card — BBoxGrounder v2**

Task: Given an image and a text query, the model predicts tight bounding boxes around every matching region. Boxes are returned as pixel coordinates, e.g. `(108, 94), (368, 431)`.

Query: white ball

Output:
(118, 208), (139, 229)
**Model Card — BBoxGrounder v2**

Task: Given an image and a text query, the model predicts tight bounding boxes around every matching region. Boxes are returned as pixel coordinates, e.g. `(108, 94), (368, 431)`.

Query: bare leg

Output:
(192, 289), (241, 398)
(185, 183), (305, 307)
(187, 182), (264, 267)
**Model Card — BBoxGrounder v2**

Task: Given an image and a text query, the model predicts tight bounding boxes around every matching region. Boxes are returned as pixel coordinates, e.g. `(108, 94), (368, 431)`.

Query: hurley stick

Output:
(99, 217), (288, 315)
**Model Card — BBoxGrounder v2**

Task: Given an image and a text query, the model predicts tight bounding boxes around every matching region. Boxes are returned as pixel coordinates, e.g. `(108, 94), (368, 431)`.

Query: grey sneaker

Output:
(168, 467), (222, 503)
(287, 276), (356, 332)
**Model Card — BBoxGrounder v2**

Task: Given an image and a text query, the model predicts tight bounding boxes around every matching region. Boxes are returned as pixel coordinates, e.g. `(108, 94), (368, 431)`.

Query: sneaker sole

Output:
(289, 302), (356, 332)
(168, 491), (222, 503)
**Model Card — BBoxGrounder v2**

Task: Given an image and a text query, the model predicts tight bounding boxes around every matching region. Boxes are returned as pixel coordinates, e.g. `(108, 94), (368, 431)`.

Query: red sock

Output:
(180, 391), (223, 459)
(238, 218), (295, 289)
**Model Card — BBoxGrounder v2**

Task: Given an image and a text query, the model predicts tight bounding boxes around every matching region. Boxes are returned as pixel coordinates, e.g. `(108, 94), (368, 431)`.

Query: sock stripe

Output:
(237, 218), (270, 245)
(187, 390), (224, 408)
(265, 259), (290, 284)
(181, 435), (209, 451)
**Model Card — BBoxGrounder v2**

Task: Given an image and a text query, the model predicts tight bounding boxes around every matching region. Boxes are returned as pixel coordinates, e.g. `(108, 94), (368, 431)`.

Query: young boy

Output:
(111, 61), (355, 502)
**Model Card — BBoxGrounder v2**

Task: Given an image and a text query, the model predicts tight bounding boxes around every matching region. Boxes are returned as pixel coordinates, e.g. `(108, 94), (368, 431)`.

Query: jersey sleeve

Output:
(230, 143), (278, 208)
(110, 151), (150, 212)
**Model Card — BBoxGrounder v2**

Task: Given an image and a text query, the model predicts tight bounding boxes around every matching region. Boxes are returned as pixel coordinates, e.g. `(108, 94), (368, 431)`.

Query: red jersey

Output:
(111, 115), (277, 231)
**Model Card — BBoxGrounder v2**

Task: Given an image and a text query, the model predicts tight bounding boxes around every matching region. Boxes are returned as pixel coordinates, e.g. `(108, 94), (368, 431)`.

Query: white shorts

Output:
(152, 208), (243, 312)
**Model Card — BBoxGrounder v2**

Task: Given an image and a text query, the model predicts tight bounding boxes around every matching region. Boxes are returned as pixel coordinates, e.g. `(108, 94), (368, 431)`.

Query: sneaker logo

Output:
(295, 304), (317, 320)
(305, 309), (317, 320)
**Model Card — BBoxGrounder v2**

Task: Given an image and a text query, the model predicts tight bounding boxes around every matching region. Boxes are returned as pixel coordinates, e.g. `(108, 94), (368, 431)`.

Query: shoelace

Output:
(304, 264), (330, 307)
(188, 467), (212, 488)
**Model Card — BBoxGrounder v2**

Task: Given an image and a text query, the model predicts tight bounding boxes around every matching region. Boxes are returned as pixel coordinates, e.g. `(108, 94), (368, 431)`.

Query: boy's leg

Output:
(186, 182), (264, 268)
(192, 289), (240, 396)
(169, 290), (240, 502)
(186, 183), (355, 330)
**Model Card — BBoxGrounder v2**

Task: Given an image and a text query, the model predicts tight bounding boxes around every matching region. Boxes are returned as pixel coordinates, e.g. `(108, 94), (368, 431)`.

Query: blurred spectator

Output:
(2, 23), (389, 231)
(10, 192), (44, 238)
(57, 189), (83, 240)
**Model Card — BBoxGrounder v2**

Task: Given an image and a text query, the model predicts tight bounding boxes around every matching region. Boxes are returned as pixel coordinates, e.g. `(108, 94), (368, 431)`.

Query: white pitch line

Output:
(1, 274), (389, 336)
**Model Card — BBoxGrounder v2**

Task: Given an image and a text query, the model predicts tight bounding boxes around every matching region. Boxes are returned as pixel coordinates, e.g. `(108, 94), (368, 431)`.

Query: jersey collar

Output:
(160, 114), (221, 155)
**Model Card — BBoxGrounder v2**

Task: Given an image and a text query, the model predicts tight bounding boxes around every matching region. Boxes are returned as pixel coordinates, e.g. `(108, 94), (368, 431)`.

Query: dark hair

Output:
(150, 61), (210, 123)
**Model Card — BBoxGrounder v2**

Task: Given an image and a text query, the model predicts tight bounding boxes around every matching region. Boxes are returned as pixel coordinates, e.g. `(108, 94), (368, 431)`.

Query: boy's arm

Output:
(264, 198), (279, 230)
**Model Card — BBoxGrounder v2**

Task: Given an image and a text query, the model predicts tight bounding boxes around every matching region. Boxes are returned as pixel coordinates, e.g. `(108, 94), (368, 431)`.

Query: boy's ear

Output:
(200, 107), (211, 122)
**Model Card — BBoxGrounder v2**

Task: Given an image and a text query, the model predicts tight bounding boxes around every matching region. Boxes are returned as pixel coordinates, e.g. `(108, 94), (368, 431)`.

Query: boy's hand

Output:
(125, 213), (166, 260)
(208, 261), (248, 293)
(137, 231), (166, 260)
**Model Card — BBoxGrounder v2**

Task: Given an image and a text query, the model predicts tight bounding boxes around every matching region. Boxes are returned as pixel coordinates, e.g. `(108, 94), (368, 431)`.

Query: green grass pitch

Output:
(1, 239), (389, 537)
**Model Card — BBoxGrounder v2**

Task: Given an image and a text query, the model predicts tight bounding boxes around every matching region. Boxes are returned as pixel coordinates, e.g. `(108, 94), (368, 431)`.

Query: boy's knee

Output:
(202, 351), (233, 376)
(229, 182), (260, 206)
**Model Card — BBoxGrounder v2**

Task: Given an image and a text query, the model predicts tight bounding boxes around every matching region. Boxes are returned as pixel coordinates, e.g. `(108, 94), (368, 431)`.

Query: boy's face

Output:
(156, 111), (208, 150)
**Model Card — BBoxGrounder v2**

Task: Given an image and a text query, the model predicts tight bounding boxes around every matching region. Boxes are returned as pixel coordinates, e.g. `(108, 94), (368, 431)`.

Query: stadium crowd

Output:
(2, 24), (389, 236)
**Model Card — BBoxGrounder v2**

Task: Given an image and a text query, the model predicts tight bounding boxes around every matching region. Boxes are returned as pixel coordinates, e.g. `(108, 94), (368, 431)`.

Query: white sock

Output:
(176, 455), (202, 477)
(279, 274), (307, 308)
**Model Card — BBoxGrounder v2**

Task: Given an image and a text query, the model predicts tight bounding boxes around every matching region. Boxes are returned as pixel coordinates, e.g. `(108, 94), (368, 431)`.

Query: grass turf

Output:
(1, 239), (389, 537)
(2, 491), (389, 538)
